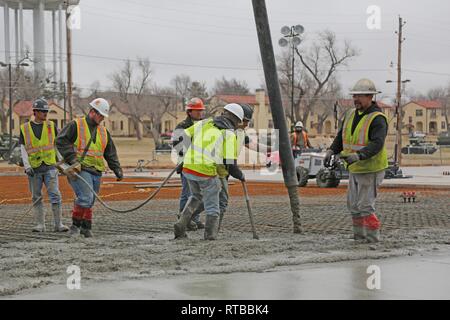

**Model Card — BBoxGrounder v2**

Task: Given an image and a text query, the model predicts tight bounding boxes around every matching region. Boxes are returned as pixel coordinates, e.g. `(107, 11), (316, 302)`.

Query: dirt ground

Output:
(1, 174), (446, 205)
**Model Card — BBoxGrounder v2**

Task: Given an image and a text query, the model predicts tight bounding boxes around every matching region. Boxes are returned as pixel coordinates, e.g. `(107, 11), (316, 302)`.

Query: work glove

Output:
(323, 149), (335, 167)
(176, 162), (184, 174)
(343, 153), (360, 165)
(25, 167), (34, 177)
(114, 168), (124, 181)
(65, 161), (81, 180)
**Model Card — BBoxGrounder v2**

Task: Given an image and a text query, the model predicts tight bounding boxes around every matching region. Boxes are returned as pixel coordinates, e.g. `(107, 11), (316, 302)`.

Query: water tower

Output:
(1, 0), (80, 82)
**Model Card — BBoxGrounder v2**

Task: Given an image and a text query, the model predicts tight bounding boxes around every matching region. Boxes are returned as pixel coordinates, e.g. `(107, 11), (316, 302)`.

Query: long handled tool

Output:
(241, 181), (259, 240)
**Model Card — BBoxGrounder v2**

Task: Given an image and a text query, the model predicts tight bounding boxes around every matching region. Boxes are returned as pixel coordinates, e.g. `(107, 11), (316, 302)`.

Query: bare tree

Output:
(212, 76), (250, 95)
(189, 81), (209, 101)
(313, 78), (342, 134)
(149, 86), (177, 144)
(109, 58), (152, 140)
(278, 30), (358, 127)
(171, 74), (192, 111)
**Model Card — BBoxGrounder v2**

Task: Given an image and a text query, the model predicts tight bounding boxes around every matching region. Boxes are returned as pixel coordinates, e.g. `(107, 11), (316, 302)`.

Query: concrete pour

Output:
(1, 225), (449, 298)
(8, 248), (450, 300)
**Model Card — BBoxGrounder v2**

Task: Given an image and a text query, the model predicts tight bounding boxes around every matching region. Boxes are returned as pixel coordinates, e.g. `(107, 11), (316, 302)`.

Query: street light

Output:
(278, 24), (304, 128)
(0, 61), (29, 156)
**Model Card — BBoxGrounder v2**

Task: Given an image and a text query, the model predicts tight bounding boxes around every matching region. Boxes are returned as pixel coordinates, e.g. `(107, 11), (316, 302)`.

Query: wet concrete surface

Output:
(8, 249), (450, 300)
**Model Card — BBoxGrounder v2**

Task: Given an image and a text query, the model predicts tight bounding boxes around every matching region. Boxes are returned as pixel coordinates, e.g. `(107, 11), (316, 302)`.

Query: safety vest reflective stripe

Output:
(77, 118), (86, 151)
(98, 125), (107, 150)
(47, 122), (54, 145)
(357, 112), (379, 145)
(23, 123), (33, 150)
(342, 143), (365, 151)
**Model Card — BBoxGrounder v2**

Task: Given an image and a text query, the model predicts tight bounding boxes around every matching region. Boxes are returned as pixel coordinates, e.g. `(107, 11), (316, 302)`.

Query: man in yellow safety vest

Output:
(174, 103), (246, 240)
(20, 98), (68, 233)
(324, 79), (388, 243)
(56, 98), (123, 238)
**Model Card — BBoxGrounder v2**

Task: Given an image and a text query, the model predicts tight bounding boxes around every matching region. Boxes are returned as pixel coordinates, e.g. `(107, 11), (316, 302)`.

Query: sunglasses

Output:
(37, 110), (49, 113)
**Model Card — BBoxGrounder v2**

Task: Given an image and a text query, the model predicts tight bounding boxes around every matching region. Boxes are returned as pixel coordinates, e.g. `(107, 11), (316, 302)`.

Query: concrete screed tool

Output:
(241, 181), (259, 240)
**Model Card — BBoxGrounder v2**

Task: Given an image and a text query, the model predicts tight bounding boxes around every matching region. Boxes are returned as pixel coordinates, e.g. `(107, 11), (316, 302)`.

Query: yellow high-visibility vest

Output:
(20, 121), (57, 168)
(183, 119), (237, 177)
(74, 117), (108, 172)
(341, 109), (388, 173)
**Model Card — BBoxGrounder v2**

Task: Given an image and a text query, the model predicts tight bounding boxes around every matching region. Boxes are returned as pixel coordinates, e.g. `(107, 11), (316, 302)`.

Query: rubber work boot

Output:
(80, 220), (93, 238)
(32, 203), (46, 232)
(186, 220), (198, 231)
(52, 203), (69, 232)
(352, 216), (366, 240)
(174, 196), (201, 239)
(195, 221), (205, 230)
(217, 211), (225, 232)
(204, 215), (219, 240)
(364, 213), (381, 243)
(69, 217), (82, 236)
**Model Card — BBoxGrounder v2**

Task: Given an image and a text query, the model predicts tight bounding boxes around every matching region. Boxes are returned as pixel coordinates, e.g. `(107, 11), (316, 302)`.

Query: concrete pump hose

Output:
(73, 165), (178, 213)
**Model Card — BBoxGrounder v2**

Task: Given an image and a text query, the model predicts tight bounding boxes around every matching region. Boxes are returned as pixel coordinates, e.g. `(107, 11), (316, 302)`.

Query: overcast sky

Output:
(1, 0), (450, 101)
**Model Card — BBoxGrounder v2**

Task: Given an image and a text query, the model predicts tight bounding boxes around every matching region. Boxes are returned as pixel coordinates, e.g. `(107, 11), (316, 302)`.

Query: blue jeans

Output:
(180, 173), (203, 223)
(28, 167), (62, 205)
(184, 173), (220, 218)
(68, 170), (101, 208)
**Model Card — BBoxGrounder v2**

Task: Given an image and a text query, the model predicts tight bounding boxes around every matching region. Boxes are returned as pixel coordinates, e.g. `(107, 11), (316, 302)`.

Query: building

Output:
(160, 110), (187, 134)
(402, 100), (447, 135)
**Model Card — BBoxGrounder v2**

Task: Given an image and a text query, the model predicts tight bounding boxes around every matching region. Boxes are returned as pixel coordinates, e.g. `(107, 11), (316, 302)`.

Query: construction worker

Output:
(217, 103), (272, 230)
(172, 97), (206, 231)
(174, 103), (246, 240)
(291, 121), (312, 158)
(20, 98), (68, 233)
(55, 98), (123, 238)
(324, 79), (388, 243)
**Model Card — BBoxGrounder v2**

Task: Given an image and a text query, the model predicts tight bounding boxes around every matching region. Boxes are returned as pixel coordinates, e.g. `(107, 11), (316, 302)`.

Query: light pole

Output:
(278, 24), (304, 128)
(386, 79), (411, 168)
(0, 61), (29, 155)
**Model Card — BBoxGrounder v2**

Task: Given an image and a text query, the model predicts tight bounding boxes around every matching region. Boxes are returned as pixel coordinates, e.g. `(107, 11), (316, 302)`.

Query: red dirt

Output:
(0, 175), (443, 205)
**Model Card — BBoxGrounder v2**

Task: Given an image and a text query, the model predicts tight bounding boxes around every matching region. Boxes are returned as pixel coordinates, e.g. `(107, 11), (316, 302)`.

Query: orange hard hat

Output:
(186, 97), (205, 111)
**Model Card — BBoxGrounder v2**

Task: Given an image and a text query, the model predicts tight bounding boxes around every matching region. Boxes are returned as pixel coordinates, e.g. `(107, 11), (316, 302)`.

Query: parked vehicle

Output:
(437, 131), (450, 146)
(0, 136), (19, 161)
(401, 132), (437, 154)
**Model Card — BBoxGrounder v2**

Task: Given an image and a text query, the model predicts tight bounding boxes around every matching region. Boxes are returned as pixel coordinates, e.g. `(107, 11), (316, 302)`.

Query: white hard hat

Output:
(89, 98), (110, 117)
(349, 78), (381, 95)
(223, 103), (244, 121)
(295, 121), (303, 128)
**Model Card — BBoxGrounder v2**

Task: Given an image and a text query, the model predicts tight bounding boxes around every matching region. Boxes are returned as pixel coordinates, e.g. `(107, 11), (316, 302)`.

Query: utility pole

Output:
(394, 16), (406, 167)
(252, 0), (302, 233)
(62, 82), (67, 126)
(8, 64), (12, 155)
(65, 4), (73, 121)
